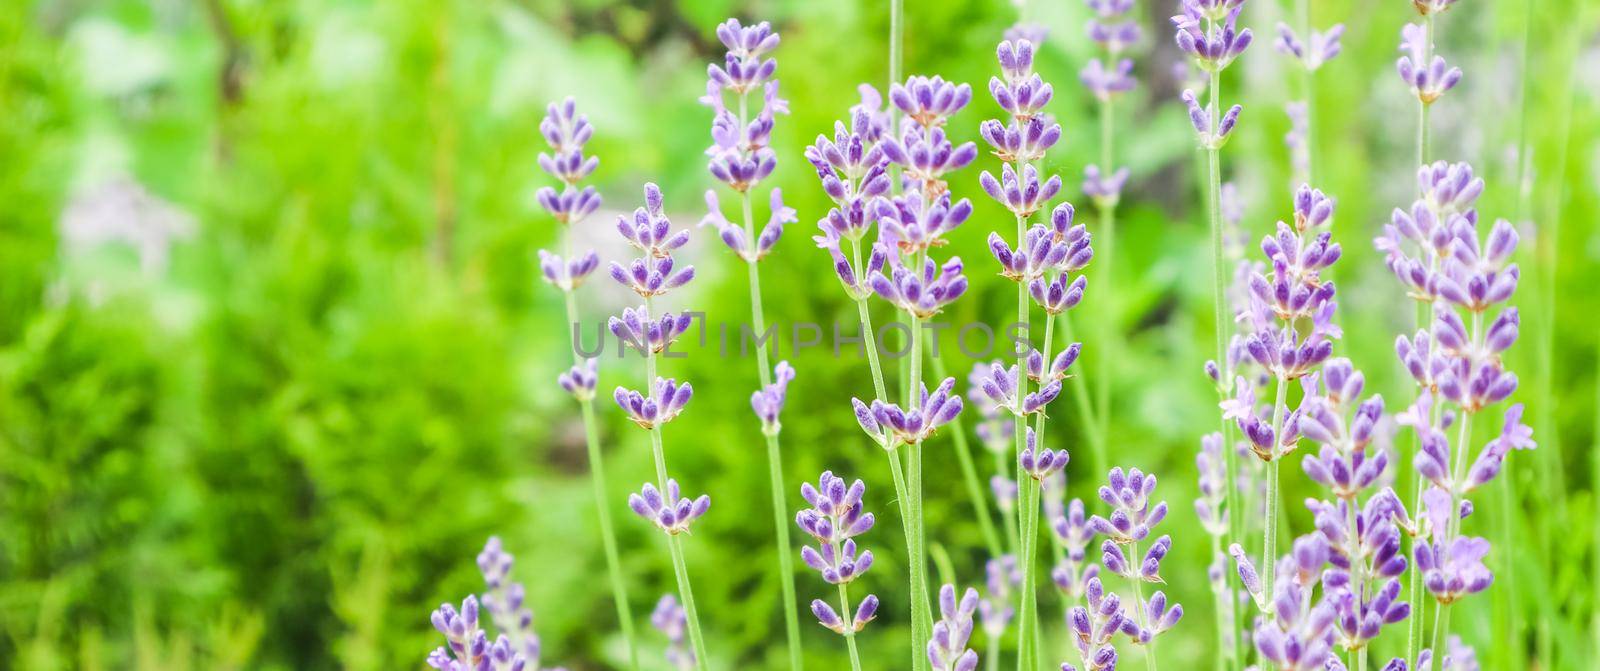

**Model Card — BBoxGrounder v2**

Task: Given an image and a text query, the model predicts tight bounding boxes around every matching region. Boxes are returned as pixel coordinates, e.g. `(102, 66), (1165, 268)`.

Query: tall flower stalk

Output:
(610, 183), (710, 670)
(1079, 0), (1139, 470)
(1390, 0), (1463, 657)
(1172, 0), (1251, 660)
(1273, 13), (1343, 186)
(1090, 468), (1183, 671)
(1223, 184), (1341, 622)
(533, 98), (637, 671)
(1375, 161), (1530, 662)
(977, 36), (1095, 671)
(797, 471), (883, 671)
(696, 19), (804, 670)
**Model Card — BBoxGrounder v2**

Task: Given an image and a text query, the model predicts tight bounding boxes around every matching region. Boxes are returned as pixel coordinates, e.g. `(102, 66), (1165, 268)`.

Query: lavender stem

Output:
(1258, 374), (1289, 609)
(837, 583), (864, 671)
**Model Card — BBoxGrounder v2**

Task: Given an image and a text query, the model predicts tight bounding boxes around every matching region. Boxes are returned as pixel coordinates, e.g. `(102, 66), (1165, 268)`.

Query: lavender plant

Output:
(977, 37), (1094, 671)
(696, 19), (804, 669)
(929, 584), (981, 671)
(1222, 184), (1341, 622)
(533, 98), (637, 670)
(1375, 161), (1531, 663)
(1397, 1), (1464, 167)
(796, 471), (882, 671)
(1090, 468), (1182, 670)
(1172, 5), (1252, 659)
(426, 538), (569, 671)
(609, 183), (710, 669)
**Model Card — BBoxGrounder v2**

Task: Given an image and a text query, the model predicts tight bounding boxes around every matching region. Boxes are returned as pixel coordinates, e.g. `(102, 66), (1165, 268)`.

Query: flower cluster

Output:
(978, 554), (1022, 641)
(851, 378), (965, 447)
(1396, 23), (1462, 105)
(1090, 467), (1182, 644)
(628, 479), (711, 535)
(927, 585), (980, 671)
(1172, 1), (1251, 150)
(1081, 0), (1139, 101)
(650, 594), (695, 670)
(1275, 22), (1344, 71)
(535, 99), (602, 291)
(426, 539), (568, 671)
(1051, 498), (1099, 600)
(749, 361), (796, 435)
(1063, 575), (1137, 671)
(808, 87), (894, 299)
(796, 472), (877, 586)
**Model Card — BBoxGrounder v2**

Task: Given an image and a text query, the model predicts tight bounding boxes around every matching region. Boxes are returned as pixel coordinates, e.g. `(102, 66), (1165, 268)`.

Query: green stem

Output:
(734, 88), (803, 668)
(1259, 375), (1289, 606)
(839, 584), (864, 671)
(667, 533), (711, 670)
(1202, 59), (1245, 665)
(885, 446), (928, 671)
(564, 289), (639, 671)
(908, 311), (932, 671)
(1015, 477), (1041, 671)
(579, 399), (640, 671)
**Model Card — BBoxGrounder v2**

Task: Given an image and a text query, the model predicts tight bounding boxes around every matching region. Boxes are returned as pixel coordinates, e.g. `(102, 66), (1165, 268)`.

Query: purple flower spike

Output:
(1172, 2), (1253, 72)
(1063, 575), (1135, 671)
(750, 361), (796, 435)
(989, 41), (1055, 121)
(537, 97), (599, 187)
(980, 555), (1022, 636)
(1019, 427), (1071, 480)
(979, 116), (1062, 165)
(876, 192), (973, 254)
(607, 254), (695, 299)
(795, 471), (877, 590)
(865, 377), (965, 445)
(979, 162), (1063, 219)
(869, 254), (969, 319)
(537, 249), (600, 292)
(1089, 467), (1169, 544)
(881, 126), (978, 196)
(651, 595), (695, 670)
(891, 75), (974, 129)
(1275, 23), (1344, 70)
(701, 189), (796, 263)
(557, 358), (600, 401)
(1080, 58), (1136, 102)
(628, 478), (711, 535)
(1397, 24), (1462, 105)
(1081, 165), (1130, 209)
(927, 584), (980, 671)
(616, 184), (691, 257)
(607, 305), (694, 355)
(1181, 89), (1242, 149)
(613, 377), (694, 429)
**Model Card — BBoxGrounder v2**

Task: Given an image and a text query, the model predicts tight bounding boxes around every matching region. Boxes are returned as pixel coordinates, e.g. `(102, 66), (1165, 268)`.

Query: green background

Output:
(1, 0), (1595, 669)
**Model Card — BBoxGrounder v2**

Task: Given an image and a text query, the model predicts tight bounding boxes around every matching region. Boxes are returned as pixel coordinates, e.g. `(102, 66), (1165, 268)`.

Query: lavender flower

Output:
(979, 555), (1022, 639)
(1081, 165), (1130, 209)
(968, 363), (1017, 454)
(891, 76), (974, 129)
(796, 472), (877, 585)
(927, 585), (980, 671)
(1396, 23), (1462, 105)
(812, 594), (880, 636)
(1194, 433), (1228, 537)
(1247, 535), (1337, 670)
(1181, 89), (1241, 149)
(1062, 575), (1137, 671)
(1081, 0), (1139, 102)
(1275, 23), (1344, 70)
(1413, 489), (1493, 603)
(883, 127), (979, 196)
(851, 378), (965, 446)
(877, 192), (974, 253)
(1171, 1), (1253, 72)
(1089, 467), (1169, 544)
(868, 255), (970, 319)
(701, 189), (795, 263)
(428, 541), (569, 671)
(613, 378), (694, 429)
(750, 361), (796, 435)
(608, 305), (695, 355)
(650, 595), (695, 670)
(974, 361), (1062, 417)
(1051, 499), (1098, 599)
(1018, 427), (1070, 481)
(809, 88), (894, 298)
(701, 19), (793, 269)
(628, 479), (711, 535)
(535, 99), (603, 293)
(557, 359), (599, 401)
(615, 184), (691, 257)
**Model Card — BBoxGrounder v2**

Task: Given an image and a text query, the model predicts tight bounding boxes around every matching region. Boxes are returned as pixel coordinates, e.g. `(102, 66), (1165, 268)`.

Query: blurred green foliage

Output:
(1, 0), (1596, 669)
